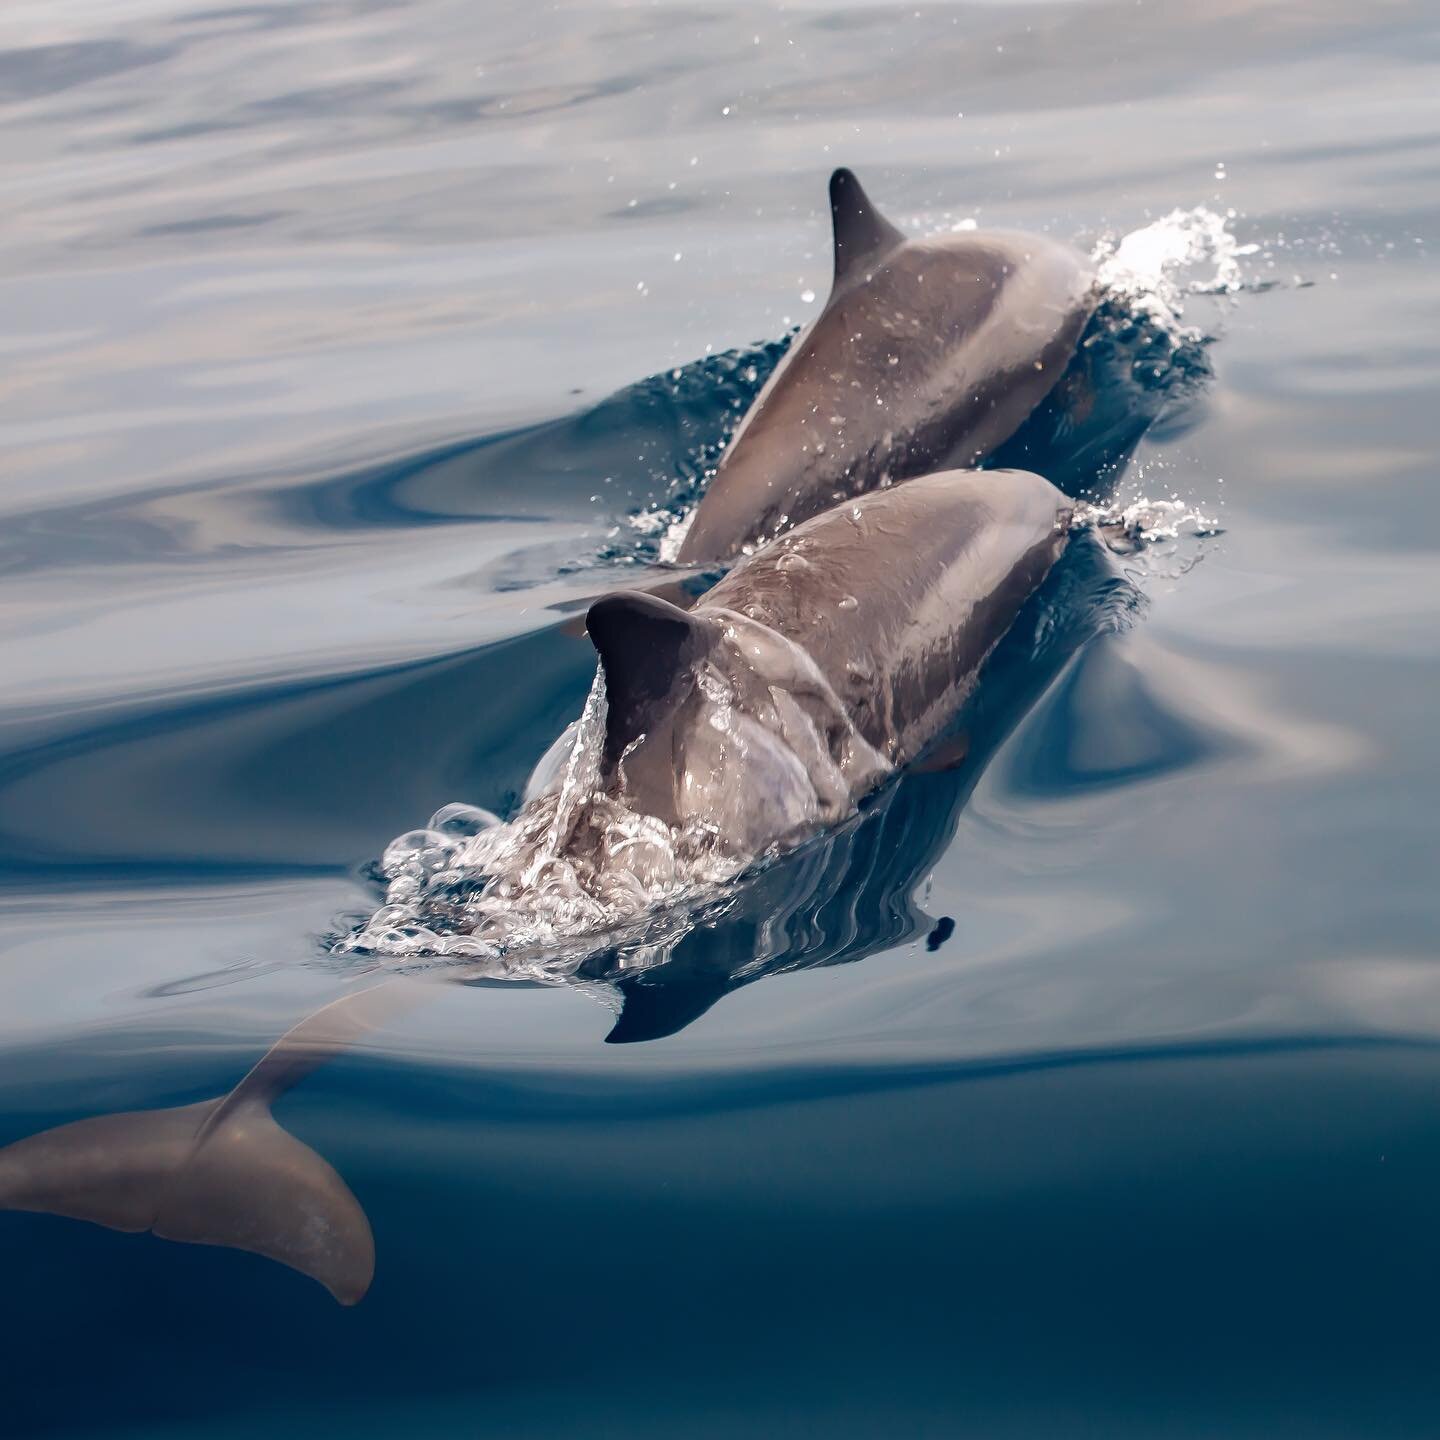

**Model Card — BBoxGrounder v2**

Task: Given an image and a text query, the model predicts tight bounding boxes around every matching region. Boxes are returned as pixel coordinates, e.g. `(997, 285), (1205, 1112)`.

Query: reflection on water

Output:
(3, 0), (1440, 1433)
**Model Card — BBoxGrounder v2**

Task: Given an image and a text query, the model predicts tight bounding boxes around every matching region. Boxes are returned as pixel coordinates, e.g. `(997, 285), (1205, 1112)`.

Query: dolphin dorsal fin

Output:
(829, 168), (905, 288)
(585, 591), (711, 762)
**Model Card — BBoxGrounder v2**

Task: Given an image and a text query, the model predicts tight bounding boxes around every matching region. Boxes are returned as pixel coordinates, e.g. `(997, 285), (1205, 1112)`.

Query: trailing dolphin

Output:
(596, 466), (1074, 850)
(675, 169), (1097, 561)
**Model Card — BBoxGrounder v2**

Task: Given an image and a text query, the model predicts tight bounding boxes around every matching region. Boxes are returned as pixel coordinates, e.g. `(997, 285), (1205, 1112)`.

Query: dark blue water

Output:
(4, 1), (1440, 1433)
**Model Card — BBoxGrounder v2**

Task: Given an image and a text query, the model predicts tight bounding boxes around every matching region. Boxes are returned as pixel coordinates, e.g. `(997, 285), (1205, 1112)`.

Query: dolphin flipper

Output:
(0, 1094), (374, 1304)
(606, 970), (733, 1044)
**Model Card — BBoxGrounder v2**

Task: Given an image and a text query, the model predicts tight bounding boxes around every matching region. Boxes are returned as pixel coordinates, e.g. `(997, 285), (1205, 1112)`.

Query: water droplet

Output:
(776, 552), (810, 573)
(838, 595), (858, 611)
(800, 289), (816, 304)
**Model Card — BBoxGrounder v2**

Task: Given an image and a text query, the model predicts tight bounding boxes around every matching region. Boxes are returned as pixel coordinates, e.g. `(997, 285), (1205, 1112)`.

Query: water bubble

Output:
(376, 926), (439, 956)
(335, 623), (893, 972)
(524, 721), (582, 802)
(776, 552), (810, 573)
(595, 871), (648, 910)
(369, 904), (412, 929)
(381, 829), (455, 880)
(435, 935), (498, 959)
(429, 802), (502, 838)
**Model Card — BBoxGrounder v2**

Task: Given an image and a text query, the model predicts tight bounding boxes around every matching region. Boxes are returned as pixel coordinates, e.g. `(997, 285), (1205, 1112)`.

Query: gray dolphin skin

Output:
(675, 169), (1097, 563)
(592, 467), (1073, 854)
(0, 984), (408, 1305)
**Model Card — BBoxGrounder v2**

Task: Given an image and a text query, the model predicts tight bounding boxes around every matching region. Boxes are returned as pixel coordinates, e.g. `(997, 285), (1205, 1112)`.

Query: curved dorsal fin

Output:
(829, 168), (905, 288)
(585, 591), (711, 762)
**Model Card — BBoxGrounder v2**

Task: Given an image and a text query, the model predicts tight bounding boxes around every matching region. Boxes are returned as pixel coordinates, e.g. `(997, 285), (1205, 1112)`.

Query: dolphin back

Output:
(677, 169), (1096, 561)
(704, 468), (1073, 762)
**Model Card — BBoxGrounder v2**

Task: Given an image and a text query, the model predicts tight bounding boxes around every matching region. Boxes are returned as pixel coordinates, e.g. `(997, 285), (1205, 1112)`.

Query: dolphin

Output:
(675, 169), (1097, 562)
(587, 527), (1126, 1042)
(594, 466), (1073, 852)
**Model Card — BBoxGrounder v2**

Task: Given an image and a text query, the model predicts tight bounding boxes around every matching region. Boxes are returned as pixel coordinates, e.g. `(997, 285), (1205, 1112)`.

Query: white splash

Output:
(334, 669), (746, 977)
(1072, 494), (1222, 544)
(336, 600), (901, 970)
(1092, 205), (1260, 325)
(625, 502), (695, 562)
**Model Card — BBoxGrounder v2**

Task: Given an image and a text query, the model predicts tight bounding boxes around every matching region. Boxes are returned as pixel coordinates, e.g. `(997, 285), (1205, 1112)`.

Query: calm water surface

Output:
(3, 0), (1440, 1434)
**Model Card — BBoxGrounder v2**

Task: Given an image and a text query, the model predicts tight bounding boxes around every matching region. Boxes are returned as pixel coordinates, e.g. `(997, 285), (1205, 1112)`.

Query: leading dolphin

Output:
(675, 169), (1097, 562)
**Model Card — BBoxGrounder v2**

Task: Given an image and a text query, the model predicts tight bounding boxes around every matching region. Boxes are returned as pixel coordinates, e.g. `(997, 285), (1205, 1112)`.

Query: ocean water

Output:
(3, 0), (1440, 1434)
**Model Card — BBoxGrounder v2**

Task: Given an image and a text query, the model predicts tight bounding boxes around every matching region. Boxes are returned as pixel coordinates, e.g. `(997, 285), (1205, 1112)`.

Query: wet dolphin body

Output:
(589, 528), (1126, 1043)
(675, 169), (1097, 562)
(592, 467), (1074, 853)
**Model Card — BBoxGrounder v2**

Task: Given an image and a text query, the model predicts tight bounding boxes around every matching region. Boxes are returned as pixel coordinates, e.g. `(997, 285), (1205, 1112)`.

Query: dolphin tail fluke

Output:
(0, 1095), (374, 1305)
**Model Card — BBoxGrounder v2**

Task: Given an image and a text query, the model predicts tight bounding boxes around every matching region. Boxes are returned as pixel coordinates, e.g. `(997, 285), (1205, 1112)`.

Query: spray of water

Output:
(1092, 205), (1260, 317)
(334, 668), (742, 975)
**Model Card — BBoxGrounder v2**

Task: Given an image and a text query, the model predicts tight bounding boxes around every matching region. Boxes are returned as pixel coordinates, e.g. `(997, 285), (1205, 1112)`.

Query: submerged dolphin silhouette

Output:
(0, 984), (409, 1304)
(676, 169), (1097, 561)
